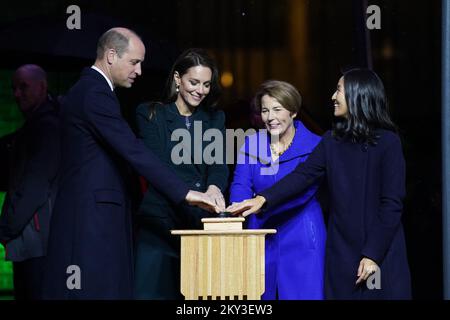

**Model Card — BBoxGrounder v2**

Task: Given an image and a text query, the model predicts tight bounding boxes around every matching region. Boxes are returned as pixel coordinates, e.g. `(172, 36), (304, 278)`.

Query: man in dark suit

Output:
(0, 64), (60, 299)
(42, 28), (217, 299)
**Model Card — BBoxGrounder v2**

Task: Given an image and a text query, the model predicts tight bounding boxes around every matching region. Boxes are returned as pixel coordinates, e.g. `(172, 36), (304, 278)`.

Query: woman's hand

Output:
(185, 190), (220, 213)
(356, 257), (379, 285)
(225, 195), (266, 217)
(205, 185), (226, 212)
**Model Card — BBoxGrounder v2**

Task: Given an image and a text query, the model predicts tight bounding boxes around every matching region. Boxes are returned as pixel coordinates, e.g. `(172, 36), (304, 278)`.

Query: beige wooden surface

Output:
(173, 223), (276, 300)
(171, 229), (276, 235)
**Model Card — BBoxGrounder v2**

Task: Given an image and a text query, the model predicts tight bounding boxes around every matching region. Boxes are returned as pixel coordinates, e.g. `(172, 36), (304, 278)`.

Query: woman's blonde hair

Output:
(253, 80), (302, 115)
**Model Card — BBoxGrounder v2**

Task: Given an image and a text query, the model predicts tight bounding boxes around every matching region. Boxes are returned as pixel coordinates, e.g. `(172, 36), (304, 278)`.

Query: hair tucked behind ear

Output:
(332, 68), (398, 145)
(147, 48), (221, 120)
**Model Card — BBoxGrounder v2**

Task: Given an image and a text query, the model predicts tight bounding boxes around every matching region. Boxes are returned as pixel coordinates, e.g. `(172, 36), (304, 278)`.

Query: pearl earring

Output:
(176, 84), (180, 93)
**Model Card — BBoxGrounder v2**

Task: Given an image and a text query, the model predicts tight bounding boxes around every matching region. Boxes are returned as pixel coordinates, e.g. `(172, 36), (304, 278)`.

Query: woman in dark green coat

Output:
(134, 48), (228, 299)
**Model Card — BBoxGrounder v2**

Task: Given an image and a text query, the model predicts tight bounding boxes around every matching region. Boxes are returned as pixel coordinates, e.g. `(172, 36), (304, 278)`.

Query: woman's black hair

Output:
(332, 68), (398, 145)
(148, 48), (221, 118)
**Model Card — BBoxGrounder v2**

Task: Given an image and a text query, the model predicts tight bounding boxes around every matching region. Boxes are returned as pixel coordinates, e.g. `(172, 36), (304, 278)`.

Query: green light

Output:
(0, 192), (13, 292)
(0, 70), (18, 296)
(0, 68), (79, 298)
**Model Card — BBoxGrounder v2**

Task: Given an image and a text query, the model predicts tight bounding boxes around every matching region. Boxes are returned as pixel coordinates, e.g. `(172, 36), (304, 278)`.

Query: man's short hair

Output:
(96, 29), (138, 59)
(16, 64), (47, 83)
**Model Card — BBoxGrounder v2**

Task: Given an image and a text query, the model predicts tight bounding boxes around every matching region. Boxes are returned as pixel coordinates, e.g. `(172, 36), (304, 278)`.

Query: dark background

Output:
(0, 0), (443, 299)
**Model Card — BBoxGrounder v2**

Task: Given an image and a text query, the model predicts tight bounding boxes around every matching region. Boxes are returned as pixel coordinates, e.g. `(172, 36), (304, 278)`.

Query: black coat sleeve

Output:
(259, 137), (327, 211)
(84, 90), (190, 205)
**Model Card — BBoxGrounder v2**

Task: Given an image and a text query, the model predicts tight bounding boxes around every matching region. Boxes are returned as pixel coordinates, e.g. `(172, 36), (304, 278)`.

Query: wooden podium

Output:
(171, 217), (276, 300)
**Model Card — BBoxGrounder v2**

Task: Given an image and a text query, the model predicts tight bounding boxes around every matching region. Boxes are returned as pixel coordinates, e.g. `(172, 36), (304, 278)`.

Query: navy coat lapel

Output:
(165, 103), (183, 134)
(165, 103), (212, 170)
(278, 121), (319, 163)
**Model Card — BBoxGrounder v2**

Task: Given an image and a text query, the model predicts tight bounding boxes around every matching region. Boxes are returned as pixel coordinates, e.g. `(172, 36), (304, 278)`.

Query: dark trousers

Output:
(13, 256), (46, 300)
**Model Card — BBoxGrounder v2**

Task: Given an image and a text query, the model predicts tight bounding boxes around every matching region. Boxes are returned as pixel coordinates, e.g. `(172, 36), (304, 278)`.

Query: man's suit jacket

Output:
(0, 99), (60, 262)
(42, 68), (189, 299)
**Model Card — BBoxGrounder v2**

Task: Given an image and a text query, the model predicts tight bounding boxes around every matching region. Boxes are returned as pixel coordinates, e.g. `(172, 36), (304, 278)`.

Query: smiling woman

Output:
(331, 77), (349, 118)
(134, 48), (229, 300)
(229, 80), (326, 300)
(227, 69), (412, 300)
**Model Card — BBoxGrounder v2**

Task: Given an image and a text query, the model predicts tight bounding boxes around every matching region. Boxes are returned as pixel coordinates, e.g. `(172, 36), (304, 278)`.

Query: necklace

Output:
(185, 115), (192, 129)
(175, 102), (193, 129)
(270, 128), (296, 157)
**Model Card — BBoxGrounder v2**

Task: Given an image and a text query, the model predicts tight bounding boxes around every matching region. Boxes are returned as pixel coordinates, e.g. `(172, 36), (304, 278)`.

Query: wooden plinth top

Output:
(171, 229), (276, 235)
(201, 217), (245, 223)
(171, 216), (276, 235)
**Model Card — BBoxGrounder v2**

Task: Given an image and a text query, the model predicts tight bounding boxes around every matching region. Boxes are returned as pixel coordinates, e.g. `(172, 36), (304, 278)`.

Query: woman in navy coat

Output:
(227, 69), (412, 299)
(134, 48), (228, 299)
(229, 80), (326, 300)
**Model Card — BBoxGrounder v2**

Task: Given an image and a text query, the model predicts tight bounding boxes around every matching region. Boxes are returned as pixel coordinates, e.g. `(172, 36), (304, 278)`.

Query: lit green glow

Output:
(0, 68), (79, 296)
(0, 69), (19, 294)
(0, 192), (13, 292)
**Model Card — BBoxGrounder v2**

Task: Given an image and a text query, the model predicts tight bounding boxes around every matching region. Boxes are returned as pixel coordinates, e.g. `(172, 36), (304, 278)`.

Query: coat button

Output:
(195, 183), (201, 187)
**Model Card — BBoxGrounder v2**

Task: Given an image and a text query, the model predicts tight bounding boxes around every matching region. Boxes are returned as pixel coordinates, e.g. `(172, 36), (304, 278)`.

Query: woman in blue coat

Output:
(227, 69), (412, 299)
(229, 80), (326, 300)
(134, 49), (228, 299)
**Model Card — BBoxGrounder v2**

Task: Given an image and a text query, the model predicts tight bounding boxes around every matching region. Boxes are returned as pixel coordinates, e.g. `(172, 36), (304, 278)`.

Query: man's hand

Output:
(356, 257), (379, 285)
(225, 195), (266, 217)
(205, 185), (226, 212)
(185, 190), (220, 213)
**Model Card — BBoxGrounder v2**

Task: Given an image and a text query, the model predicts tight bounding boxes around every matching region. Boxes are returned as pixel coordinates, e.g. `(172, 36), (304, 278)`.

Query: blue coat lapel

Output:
(243, 120), (319, 165)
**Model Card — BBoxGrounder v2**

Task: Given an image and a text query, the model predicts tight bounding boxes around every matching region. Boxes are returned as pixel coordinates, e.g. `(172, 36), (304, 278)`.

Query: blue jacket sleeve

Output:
(265, 180), (319, 216)
(259, 138), (327, 211)
(229, 142), (255, 203)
